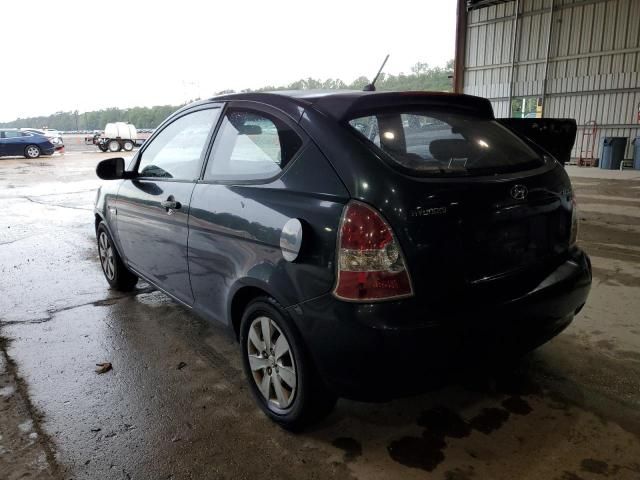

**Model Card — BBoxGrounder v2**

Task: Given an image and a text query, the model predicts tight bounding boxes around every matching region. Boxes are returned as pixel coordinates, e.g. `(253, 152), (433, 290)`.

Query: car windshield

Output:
(348, 110), (543, 176)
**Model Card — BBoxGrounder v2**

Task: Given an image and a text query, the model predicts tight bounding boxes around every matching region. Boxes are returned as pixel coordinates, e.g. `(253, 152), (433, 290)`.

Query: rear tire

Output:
(122, 140), (134, 151)
(24, 145), (41, 158)
(96, 222), (138, 291)
(240, 296), (337, 430)
(107, 140), (121, 152)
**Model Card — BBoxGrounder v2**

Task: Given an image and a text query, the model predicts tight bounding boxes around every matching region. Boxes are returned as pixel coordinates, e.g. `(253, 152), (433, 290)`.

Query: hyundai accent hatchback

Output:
(94, 91), (591, 428)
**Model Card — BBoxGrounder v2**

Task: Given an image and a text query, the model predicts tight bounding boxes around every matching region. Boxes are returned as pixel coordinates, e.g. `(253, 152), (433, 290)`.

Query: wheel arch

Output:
(228, 281), (290, 341)
(95, 213), (126, 261)
(94, 212), (103, 233)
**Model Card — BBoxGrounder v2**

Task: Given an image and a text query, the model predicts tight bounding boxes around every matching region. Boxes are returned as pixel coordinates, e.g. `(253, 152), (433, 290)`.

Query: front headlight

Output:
(51, 137), (60, 144)
(569, 196), (579, 246)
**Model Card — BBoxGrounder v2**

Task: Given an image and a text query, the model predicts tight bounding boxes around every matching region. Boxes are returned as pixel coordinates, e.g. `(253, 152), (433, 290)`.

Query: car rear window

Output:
(348, 110), (543, 176)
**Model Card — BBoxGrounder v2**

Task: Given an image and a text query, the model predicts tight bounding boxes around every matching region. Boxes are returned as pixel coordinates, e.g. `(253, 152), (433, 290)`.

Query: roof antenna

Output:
(363, 54), (390, 92)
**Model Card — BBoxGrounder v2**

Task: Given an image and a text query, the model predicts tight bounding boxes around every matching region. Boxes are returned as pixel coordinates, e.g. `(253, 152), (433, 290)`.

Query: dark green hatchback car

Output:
(94, 90), (591, 428)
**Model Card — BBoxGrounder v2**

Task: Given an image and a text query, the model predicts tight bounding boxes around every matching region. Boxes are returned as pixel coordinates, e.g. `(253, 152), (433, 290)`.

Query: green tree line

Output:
(247, 60), (453, 93)
(0, 105), (181, 131)
(0, 61), (452, 130)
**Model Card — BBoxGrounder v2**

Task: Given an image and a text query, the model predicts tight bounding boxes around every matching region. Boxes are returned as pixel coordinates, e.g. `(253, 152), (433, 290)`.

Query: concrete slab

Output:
(1, 154), (639, 479)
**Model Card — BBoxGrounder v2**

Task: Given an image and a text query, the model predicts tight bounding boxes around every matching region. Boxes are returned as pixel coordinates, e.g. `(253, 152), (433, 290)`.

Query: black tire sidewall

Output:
(240, 298), (314, 428)
(96, 222), (137, 291)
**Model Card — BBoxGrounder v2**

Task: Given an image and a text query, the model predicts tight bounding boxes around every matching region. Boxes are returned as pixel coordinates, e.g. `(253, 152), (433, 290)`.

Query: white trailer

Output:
(94, 123), (138, 152)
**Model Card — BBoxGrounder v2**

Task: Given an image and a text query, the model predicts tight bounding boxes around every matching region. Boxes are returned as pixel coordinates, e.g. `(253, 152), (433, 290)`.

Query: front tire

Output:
(240, 297), (336, 430)
(107, 139), (121, 152)
(24, 145), (41, 158)
(96, 222), (138, 291)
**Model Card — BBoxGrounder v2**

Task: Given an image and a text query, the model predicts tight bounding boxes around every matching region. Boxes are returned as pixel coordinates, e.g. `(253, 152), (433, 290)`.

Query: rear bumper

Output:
(290, 248), (591, 400)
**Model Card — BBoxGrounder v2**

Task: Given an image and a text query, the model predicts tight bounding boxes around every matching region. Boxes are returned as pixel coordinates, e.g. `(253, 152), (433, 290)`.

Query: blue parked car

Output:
(0, 129), (56, 158)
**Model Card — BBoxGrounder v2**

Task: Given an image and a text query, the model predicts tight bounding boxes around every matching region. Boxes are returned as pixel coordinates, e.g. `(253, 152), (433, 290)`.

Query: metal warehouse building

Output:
(454, 0), (640, 162)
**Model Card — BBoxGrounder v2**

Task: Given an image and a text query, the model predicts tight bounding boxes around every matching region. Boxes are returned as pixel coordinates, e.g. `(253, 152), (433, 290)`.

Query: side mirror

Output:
(96, 157), (132, 180)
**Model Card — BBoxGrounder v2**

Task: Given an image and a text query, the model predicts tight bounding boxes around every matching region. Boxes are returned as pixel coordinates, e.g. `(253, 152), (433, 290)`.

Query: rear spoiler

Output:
(314, 92), (496, 122)
(498, 118), (577, 165)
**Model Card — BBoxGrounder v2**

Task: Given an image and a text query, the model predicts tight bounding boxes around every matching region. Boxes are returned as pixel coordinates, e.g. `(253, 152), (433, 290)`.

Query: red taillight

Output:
(333, 201), (413, 301)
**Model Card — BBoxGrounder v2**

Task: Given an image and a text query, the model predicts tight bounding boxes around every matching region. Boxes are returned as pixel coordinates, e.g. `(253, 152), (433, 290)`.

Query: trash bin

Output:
(600, 137), (627, 169)
(633, 137), (640, 170)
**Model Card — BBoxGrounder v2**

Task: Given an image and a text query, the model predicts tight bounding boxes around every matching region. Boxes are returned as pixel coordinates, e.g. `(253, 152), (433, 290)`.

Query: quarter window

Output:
(137, 108), (220, 180)
(205, 109), (302, 181)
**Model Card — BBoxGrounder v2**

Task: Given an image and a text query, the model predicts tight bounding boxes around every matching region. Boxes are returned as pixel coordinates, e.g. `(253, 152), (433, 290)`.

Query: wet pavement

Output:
(1, 153), (640, 479)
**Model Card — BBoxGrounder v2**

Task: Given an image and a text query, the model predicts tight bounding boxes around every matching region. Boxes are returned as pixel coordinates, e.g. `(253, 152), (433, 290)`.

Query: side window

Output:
(204, 109), (303, 181)
(4, 131), (22, 139)
(137, 108), (220, 180)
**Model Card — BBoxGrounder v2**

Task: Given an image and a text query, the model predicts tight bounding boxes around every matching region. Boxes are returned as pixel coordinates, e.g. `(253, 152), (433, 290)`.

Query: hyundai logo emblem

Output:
(510, 184), (528, 200)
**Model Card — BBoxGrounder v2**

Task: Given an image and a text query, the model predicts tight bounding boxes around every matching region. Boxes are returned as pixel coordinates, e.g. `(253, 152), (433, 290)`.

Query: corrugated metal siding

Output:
(462, 0), (640, 160)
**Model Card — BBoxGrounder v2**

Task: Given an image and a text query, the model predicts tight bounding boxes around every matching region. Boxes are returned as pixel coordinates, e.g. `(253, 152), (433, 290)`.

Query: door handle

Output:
(160, 200), (181, 209)
(160, 196), (182, 212)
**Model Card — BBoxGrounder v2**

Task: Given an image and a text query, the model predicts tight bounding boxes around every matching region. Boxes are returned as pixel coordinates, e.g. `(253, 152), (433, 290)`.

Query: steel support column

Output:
(454, 0), (468, 93)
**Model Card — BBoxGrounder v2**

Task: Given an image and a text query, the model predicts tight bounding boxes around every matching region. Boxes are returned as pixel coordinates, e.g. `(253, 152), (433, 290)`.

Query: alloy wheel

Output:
(247, 316), (297, 410)
(26, 146), (40, 158)
(98, 231), (115, 280)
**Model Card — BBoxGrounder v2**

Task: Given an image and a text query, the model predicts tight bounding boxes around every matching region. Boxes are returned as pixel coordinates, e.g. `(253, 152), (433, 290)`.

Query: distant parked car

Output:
(21, 128), (64, 151)
(0, 129), (55, 158)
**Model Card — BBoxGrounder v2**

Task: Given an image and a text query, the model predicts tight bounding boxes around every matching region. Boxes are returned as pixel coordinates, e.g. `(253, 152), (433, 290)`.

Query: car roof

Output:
(203, 90), (495, 122)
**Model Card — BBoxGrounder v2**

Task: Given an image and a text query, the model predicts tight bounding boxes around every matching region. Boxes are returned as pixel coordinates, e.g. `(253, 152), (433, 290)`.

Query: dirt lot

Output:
(1, 153), (639, 480)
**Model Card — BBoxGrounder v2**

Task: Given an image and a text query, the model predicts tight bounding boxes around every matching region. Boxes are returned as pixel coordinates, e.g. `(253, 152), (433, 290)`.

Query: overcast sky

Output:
(0, 0), (456, 122)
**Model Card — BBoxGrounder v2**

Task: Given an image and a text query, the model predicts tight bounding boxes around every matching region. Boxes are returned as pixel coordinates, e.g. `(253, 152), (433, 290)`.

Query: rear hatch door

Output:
(345, 106), (575, 304)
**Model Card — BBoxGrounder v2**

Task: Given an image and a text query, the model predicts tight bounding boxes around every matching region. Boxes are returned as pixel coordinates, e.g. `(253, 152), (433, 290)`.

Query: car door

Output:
(0, 131), (6, 156)
(116, 105), (222, 305)
(2, 130), (23, 156)
(498, 118), (577, 164)
(187, 104), (307, 322)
